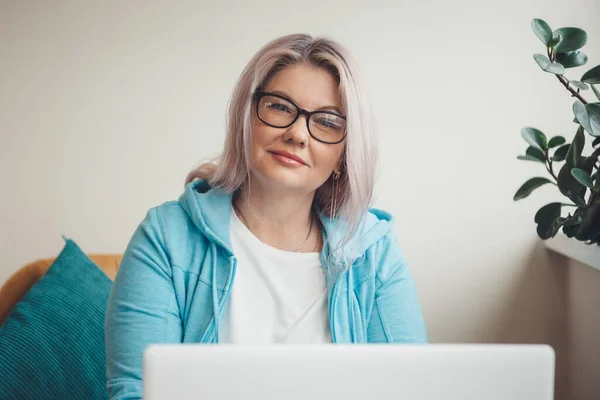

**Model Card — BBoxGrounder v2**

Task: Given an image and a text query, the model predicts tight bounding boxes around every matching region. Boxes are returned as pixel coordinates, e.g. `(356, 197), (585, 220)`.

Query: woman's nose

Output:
(283, 115), (310, 147)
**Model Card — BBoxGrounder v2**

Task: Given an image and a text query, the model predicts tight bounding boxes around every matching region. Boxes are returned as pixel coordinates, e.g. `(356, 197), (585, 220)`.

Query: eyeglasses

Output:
(254, 91), (347, 145)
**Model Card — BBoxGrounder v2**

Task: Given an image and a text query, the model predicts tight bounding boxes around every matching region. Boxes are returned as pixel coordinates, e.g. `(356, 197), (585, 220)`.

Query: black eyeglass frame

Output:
(253, 90), (347, 145)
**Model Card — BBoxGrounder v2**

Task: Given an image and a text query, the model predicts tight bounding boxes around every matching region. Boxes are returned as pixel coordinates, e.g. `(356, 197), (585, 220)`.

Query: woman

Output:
(105, 33), (427, 399)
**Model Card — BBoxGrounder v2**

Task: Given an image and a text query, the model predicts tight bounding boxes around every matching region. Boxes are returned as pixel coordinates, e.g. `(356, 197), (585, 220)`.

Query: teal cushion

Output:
(0, 239), (111, 399)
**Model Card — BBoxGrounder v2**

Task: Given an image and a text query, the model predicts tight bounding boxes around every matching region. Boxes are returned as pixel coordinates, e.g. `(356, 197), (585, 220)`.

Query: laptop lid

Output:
(143, 344), (554, 400)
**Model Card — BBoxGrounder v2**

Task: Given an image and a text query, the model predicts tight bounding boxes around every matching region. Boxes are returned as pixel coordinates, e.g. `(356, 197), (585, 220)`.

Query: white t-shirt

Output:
(220, 207), (332, 344)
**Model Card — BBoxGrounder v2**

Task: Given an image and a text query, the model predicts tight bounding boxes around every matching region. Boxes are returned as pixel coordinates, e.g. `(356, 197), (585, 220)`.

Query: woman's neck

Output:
(232, 182), (322, 253)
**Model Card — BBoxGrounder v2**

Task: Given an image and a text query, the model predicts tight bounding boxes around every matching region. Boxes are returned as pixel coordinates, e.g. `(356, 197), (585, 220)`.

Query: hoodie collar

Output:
(178, 179), (235, 255)
(178, 179), (394, 262)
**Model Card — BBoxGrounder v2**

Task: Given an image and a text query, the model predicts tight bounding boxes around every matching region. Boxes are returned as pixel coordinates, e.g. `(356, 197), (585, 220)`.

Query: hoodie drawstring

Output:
(346, 264), (356, 343)
(211, 243), (220, 343)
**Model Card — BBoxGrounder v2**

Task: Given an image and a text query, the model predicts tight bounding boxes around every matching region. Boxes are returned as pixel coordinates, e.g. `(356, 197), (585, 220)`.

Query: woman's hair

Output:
(186, 34), (378, 254)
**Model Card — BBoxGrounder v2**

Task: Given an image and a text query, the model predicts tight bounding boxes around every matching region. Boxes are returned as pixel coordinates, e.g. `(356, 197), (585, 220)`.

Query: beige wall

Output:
(565, 258), (600, 399)
(1, 1), (599, 398)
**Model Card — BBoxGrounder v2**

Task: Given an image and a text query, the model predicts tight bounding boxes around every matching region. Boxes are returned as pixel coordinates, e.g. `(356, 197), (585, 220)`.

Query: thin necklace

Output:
(232, 202), (314, 252)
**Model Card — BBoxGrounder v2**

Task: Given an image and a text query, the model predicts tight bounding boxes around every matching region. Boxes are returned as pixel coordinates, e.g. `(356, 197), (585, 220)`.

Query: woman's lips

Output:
(269, 151), (307, 166)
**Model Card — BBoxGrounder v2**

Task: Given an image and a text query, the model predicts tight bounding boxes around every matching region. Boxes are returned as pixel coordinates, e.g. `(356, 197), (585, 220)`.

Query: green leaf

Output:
(564, 214), (582, 228)
(558, 136), (596, 208)
(533, 54), (566, 75)
(554, 217), (567, 228)
(563, 212), (583, 238)
(571, 168), (593, 188)
(570, 80), (589, 91)
(578, 155), (597, 176)
(558, 163), (583, 200)
(548, 136), (566, 148)
(566, 126), (585, 167)
(515, 146), (546, 163)
(558, 127), (586, 200)
(582, 65), (600, 84)
(526, 146), (546, 162)
(550, 35), (561, 47)
(590, 104), (600, 136)
(552, 144), (570, 161)
(518, 155), (544, 162)
(534, 202), (563, 239)
(563, 221), (580, 237)
(573, 101), (588, 133)
(572, 195), (588, 207)
(555, 51), (588, 68)
(514, 177), (554, 200)
(573, 101), (600, 137)
(521, 127), (548, 150)
(553, 27), (588, 53)
(592, 85), (600, 102)
(593, 137), (600, 147)
(576, 203), (600, 242)
(531, 19), (553, 46)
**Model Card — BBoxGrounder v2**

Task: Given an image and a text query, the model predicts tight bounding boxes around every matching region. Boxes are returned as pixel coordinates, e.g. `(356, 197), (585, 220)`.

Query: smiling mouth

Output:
(269, 151), (306, 166)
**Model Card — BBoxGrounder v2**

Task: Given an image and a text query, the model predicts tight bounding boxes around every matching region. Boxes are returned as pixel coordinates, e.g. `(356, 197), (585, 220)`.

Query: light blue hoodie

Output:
(105, 180), (427, 399)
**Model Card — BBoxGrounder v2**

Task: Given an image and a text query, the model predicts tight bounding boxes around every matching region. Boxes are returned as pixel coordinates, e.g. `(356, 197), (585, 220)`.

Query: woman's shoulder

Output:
(144, 200), (194, 232)
(360, 207), (408, 281)
(136, 200), (213, 269)
(357, 207), (396, 244)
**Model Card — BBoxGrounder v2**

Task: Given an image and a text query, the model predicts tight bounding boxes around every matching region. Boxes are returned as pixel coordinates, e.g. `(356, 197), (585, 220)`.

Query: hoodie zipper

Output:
(200, 258), (237, 343)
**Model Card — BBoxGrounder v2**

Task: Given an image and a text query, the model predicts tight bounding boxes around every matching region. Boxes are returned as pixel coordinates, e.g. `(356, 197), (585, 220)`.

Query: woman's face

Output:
(248, 63), (345, 194)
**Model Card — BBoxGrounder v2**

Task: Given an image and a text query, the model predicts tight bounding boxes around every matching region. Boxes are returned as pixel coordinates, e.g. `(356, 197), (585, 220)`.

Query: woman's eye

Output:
(315, 117), (342, 130)
(266, 102), (292, 113)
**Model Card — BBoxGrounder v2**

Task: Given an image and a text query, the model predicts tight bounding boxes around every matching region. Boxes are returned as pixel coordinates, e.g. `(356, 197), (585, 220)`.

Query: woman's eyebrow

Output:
(269, 89), (343, 114)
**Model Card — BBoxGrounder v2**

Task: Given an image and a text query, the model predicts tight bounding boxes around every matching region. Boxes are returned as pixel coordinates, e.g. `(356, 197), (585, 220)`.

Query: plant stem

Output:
(556, 75), (589, 104)
(545, 156), (559, 182)
(547, 47), (589, 105)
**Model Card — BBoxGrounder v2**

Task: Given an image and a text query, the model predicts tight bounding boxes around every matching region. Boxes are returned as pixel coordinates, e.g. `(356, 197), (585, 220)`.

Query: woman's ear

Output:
(333, 156), (343, 175)
(335, 147), (346, 174)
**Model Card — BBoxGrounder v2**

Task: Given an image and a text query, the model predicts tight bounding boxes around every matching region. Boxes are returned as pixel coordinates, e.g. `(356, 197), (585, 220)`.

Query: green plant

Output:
(514, 18), (600, 245)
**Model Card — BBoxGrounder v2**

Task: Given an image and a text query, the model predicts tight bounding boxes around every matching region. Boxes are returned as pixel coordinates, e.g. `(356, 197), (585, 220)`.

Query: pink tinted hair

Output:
(186, 34), (378, 252)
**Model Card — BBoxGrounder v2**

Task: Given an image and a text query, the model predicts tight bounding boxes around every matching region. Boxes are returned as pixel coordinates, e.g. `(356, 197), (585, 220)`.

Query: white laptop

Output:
(143, 344), (554, 400)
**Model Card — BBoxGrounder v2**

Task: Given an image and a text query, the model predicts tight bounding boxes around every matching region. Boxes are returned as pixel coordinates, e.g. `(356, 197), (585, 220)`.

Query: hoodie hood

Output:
(178, 179), (395, 265)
